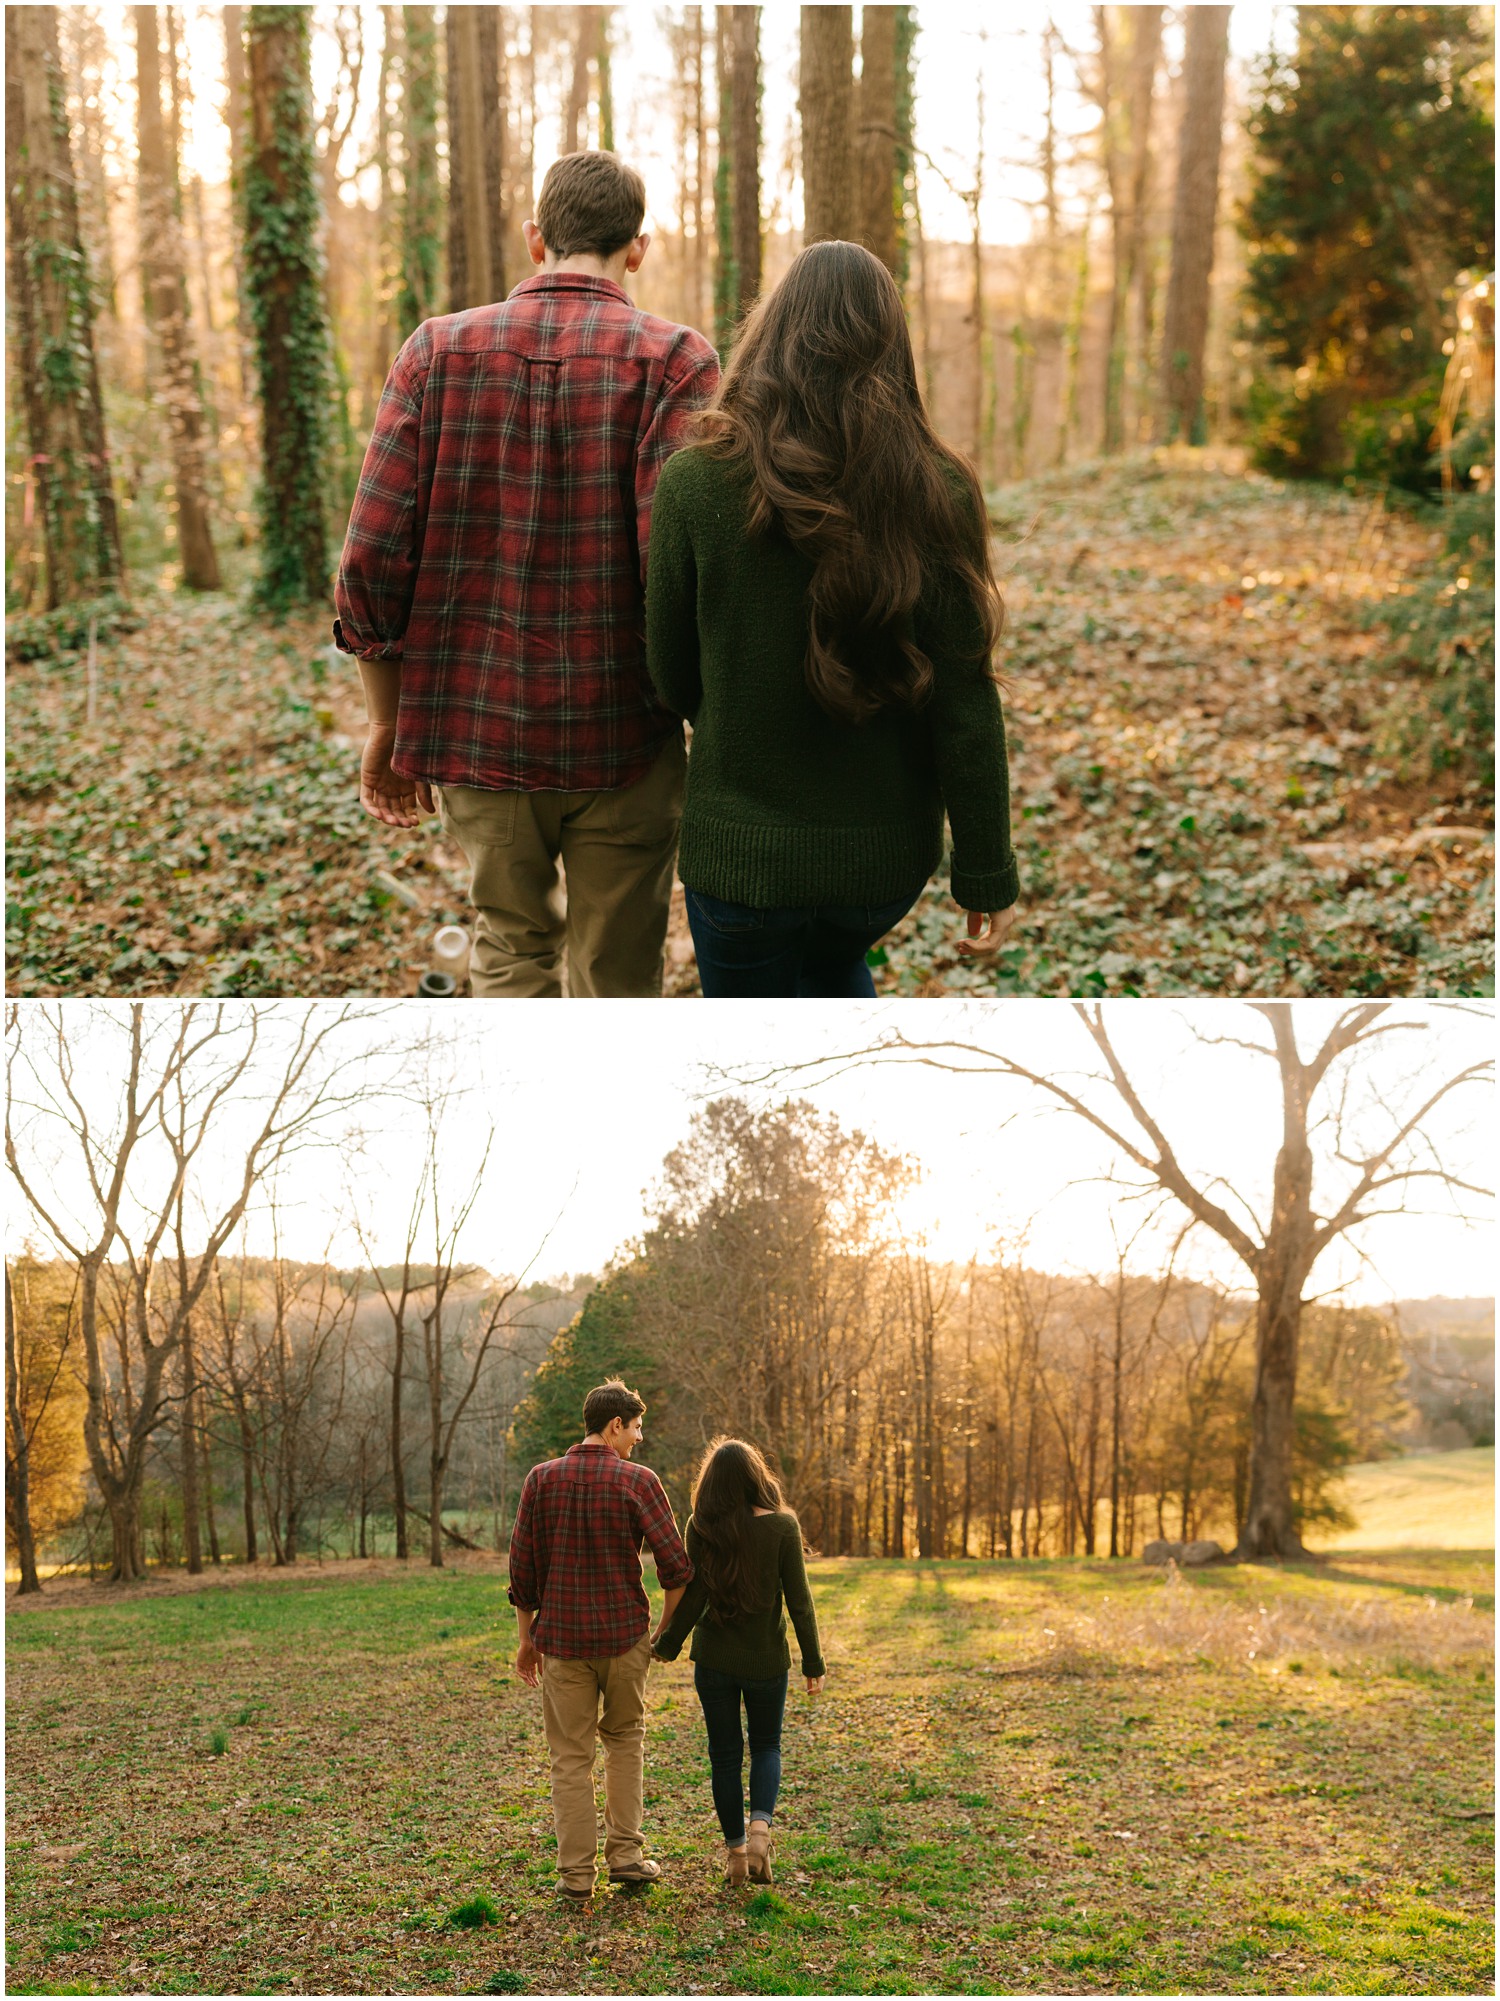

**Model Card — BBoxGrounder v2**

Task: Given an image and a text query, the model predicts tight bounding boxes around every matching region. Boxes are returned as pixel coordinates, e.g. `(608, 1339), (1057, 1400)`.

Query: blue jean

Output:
(693, 1664), (788, 1843)
(685, 886), (924, 998)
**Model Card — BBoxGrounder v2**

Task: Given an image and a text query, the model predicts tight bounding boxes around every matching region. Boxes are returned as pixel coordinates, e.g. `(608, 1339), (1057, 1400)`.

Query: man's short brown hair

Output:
(583, 1379), (646, 1435)
(536, 151), (646, 259)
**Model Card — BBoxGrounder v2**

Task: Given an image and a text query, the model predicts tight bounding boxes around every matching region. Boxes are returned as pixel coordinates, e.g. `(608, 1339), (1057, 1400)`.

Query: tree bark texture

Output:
(397, 3), (440, 336)
(244, 4), (333, 605)
(800, 6), (854, 245)
(1160, 4), (1230, 443)
(5, 3), (123, 609)
(446, 5), (504, 310)
(5, 1268), (44, 1595)
(135, 5), (221, 589)
(855, 0), (898, 275)
(730, 6), (761, 310)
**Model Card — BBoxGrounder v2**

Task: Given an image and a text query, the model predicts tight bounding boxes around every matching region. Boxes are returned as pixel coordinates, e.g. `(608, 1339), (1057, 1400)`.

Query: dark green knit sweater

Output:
(654, 1511), (825, 1681)
(644, 445), (1019, 912)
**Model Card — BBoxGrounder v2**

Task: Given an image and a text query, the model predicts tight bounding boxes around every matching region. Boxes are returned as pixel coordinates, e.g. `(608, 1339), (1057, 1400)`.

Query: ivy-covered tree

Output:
(243, 5), (335, 607)
(712, 7), (736, 351)
(396, 4), (440, 336)
(1242, 6), (1495, 484)
(5, 3), (123, 609)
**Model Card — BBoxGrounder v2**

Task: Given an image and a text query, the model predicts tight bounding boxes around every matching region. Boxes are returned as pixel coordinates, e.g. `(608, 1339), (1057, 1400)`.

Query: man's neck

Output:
(543, 254), (629, 286)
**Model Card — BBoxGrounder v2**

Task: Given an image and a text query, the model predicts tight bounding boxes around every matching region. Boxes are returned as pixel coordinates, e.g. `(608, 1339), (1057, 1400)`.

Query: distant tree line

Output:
(510, 1096), (1414, 1559)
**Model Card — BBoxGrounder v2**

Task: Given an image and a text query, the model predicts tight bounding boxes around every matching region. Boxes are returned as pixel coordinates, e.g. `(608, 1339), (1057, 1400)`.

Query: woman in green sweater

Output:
(653, 1439), (825, 1885)
(645, 238), (1020, 998)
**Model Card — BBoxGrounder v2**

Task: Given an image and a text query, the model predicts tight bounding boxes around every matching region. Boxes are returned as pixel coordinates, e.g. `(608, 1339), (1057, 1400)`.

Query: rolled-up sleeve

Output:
(635, 1471), (694, 1592)
(506, 1469), (540, 1611)
(333, 327), (433, 660)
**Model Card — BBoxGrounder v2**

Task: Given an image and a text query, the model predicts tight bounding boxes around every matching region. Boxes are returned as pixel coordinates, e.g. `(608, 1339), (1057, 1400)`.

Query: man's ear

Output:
(522, 219), (547, 268)
(624, 232), (650, 274)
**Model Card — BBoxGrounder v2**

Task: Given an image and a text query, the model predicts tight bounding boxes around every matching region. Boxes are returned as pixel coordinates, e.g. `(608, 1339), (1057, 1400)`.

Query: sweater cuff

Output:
(800, 1655), (826, 1679)
(950, 852), (1019, 914)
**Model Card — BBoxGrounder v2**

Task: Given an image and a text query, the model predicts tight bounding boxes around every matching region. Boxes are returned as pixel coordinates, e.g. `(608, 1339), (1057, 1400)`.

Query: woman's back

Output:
(657, 1505), (825, 1681)
(647, 443), (1017, 916)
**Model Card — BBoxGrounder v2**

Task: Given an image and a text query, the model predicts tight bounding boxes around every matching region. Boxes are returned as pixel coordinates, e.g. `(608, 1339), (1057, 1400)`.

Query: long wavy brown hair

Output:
(695, 239), (1003, 725)
(689, 1437), (791, 1624)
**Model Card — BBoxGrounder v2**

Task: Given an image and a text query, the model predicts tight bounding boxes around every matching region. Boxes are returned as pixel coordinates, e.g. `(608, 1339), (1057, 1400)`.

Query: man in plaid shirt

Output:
(334, 152), (719, 998)
(508, 1379), (693, 1900)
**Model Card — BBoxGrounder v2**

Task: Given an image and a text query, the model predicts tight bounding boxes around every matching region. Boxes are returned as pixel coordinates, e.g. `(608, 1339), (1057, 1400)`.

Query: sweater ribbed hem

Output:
(950, 853), (1021, 913)
(678, 810), (943, 910)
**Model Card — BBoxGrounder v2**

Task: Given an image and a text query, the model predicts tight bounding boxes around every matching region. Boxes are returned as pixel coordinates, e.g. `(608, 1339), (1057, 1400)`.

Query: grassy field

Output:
(7, 453), (1491, 999)
(5, 1549), (1493, 1996)
(1325, 1447), (1495, 1552)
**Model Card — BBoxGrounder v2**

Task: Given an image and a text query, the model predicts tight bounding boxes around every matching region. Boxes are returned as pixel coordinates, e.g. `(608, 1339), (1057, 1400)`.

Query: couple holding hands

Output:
(506, 1381), (824, 1900)
(337, 149), (1019, 1000)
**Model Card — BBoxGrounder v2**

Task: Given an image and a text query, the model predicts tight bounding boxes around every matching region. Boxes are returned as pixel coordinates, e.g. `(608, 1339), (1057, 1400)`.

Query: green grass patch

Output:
(4, 1549), (1492, 1993)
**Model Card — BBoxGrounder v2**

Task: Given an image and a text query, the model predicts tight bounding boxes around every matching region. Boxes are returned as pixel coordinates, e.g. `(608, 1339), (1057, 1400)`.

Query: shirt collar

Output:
(509, 271), (631, 306)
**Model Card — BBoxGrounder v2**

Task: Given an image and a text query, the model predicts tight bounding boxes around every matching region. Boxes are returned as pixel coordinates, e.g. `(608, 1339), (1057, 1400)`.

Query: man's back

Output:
(508, 1439), (692, 1657)
(336, 271), (719, 793)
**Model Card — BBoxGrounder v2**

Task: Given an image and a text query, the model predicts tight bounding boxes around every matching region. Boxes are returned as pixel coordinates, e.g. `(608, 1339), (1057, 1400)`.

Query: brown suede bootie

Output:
(725, 1843), (749, 1887)
(746, 1820), (773, 1884)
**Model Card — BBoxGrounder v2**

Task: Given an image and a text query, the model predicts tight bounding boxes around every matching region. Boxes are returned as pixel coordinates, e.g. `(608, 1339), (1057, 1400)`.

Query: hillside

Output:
(1324, 1447), (1495, 1552)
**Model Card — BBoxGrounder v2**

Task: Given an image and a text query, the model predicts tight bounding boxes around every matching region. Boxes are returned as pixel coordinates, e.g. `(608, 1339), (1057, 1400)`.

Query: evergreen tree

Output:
(244, 5), (335, 607)
(1242, 6), (1494, 483)
(5, 4), (123, 609)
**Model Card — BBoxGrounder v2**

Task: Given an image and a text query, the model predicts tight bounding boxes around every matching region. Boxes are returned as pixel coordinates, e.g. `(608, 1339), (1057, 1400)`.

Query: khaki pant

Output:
(435, 734), (685, 998)
(539, 1631), (653, 1893)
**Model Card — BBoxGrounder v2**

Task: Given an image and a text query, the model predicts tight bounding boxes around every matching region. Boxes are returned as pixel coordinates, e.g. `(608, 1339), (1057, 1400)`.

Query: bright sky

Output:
(9, 1002), (1492, 1310)
(154, 3), (1291, 248)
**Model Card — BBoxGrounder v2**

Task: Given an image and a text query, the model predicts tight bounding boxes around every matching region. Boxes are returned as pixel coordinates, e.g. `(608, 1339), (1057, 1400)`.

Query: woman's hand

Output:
(804, 1675), (826, 1695)
(956, 904), (1019, 959)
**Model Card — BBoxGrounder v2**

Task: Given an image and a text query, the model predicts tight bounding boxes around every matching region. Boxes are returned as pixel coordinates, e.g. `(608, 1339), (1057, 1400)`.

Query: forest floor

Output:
(6, 451), (1493, 998)
(5, 1550), (1493, 1995)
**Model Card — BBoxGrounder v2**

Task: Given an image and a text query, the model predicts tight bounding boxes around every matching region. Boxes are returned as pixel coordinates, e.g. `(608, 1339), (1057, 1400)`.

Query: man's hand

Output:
(956, 903), (1020, 959)
(516, 1635), (542, 1688)
(804, 1675), (826, 1695)
(360, 723), (435, 828)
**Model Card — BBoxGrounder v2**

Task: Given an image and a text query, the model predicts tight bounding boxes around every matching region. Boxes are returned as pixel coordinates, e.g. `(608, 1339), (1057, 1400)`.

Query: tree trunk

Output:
(135, 4), (220, 589)
(1099, 7), (1161, 455)
(712, 6), (736, 350)
(479, 7), (507, 298)
(396, 4), (440, 337)
(222, 4), (253, 398)
(236, 1397), (258, 1563)
(855, 1), (898, 276)
(565, 5), (598, 154)
(391, 1313), (409, 1559)
(244, 4), (333, 606)
(1159, 4), (1230, 444)
(179, 1312), (203, 1573)
(690, 6), (706, 326)
(446, 5), (494, 309)
(730, 7), (761, 311)
(5, 3), (123, 609)
(5, 1268), (44, 1595)
(799, 5), (853, 245)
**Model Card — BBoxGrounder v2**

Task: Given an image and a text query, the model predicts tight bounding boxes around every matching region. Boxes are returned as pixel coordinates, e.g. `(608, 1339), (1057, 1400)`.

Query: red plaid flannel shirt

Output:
(507, 1442), (693, 1659)
(333, 272), (720, 792)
